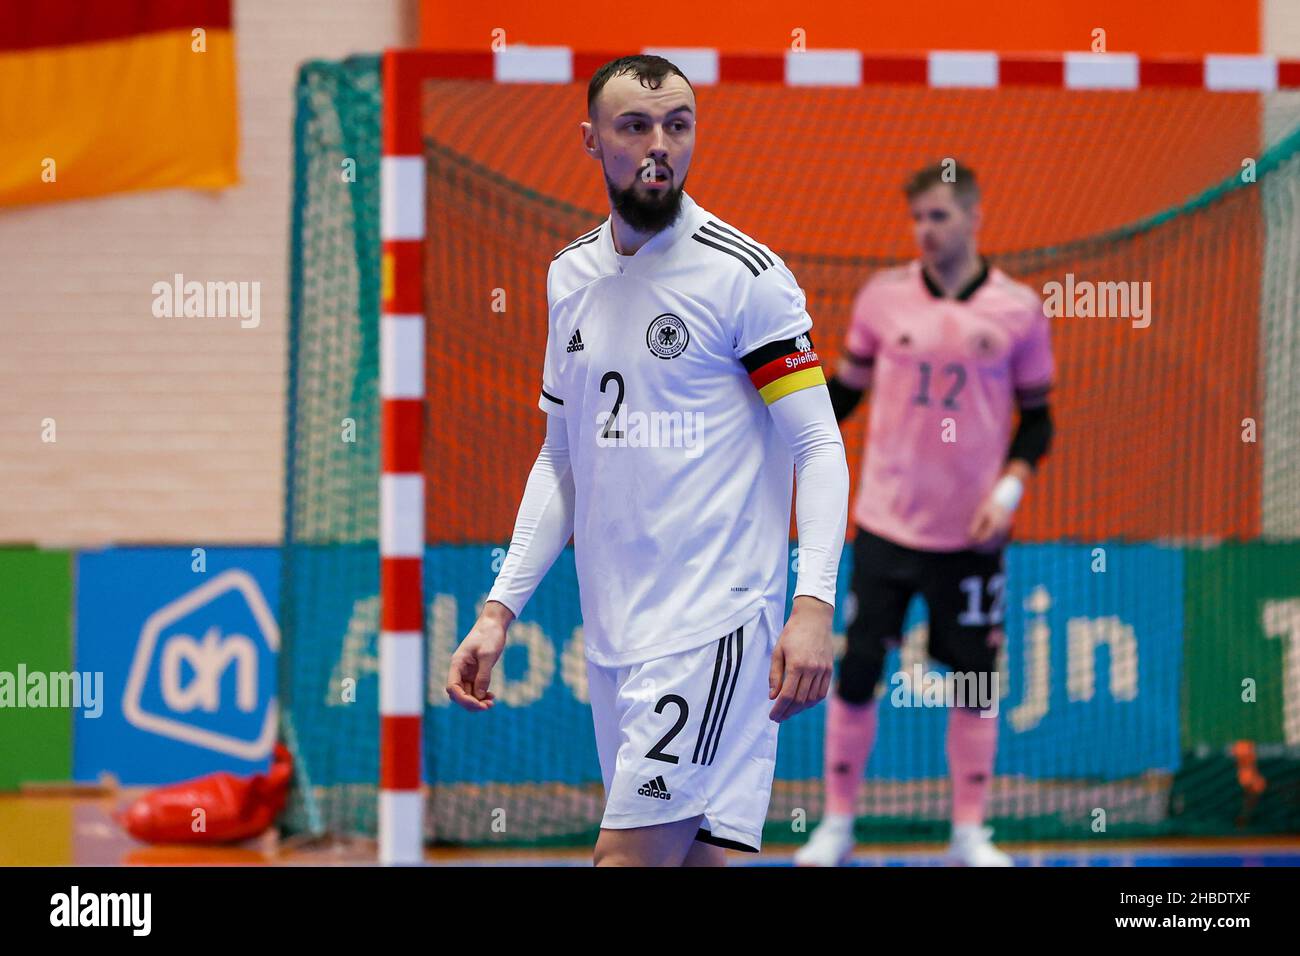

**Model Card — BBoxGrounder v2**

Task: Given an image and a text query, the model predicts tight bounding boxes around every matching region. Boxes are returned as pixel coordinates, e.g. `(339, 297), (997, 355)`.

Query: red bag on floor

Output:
(119, 744), (293, 844)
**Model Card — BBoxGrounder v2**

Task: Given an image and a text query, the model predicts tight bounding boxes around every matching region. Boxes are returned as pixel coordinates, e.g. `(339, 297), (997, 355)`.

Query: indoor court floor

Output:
(3, 792), (1297, 867)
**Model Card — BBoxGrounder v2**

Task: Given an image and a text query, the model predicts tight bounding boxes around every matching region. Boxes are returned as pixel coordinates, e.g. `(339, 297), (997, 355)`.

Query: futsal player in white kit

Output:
(446, 55), (850, 867)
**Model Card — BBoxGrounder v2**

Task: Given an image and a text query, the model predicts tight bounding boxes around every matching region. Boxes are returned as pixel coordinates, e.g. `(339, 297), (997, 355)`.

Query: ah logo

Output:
(122, 570), (278, 760)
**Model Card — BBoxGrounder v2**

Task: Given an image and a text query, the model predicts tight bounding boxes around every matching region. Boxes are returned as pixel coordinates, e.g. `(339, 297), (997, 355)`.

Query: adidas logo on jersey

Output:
(566, 329), (585, 353)
(637, 775), (672, 800)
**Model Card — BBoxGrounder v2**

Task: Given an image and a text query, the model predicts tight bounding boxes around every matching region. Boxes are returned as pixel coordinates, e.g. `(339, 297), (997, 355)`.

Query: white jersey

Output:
(539, 192), (827, 667)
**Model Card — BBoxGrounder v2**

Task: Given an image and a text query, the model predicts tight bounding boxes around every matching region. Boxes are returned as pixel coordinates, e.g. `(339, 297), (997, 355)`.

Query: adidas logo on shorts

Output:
(566, 329), (585, 352)
(637, 775), (672, 800)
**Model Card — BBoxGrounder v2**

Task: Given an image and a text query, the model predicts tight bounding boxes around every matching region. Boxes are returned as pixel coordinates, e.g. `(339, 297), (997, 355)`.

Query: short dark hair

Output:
(903, 161), (980, 207)
(587, 55), (694, 119)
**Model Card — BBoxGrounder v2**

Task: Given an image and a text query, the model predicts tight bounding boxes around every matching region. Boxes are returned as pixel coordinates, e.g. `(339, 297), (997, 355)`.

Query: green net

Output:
(280, 56), (383, 840)
(282, 56), (1300, 847)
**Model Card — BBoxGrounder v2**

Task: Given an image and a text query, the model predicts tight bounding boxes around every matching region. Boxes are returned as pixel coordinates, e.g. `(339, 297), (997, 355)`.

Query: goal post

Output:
(378, 49), (431, 866)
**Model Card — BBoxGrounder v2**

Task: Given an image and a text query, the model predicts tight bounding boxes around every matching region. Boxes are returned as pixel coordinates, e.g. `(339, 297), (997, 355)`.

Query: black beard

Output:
(605, 171), (686, 234)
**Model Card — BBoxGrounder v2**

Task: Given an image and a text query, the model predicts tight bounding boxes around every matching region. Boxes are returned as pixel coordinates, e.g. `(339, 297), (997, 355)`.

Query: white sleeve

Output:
(765, 384), (849, 607)
(538, 263), (567, 416)
(485, 413), (576, 616)
(733, 260), (812, 359)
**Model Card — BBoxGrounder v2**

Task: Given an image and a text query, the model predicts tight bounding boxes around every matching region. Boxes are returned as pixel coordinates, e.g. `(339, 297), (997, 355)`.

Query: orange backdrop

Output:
(420, 0), (1259, 56)
(412, 0), (1265, 545)
(418, 80), (1263, 544)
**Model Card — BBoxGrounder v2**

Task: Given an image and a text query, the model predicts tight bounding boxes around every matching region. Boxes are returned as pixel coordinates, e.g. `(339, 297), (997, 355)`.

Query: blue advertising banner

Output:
(425, 545), (592, 785)
(779, 542), (1184, 782)
(283, 540), (1184, 790)
(74, 548), (280, 785)
(423, 542), (1183, 786)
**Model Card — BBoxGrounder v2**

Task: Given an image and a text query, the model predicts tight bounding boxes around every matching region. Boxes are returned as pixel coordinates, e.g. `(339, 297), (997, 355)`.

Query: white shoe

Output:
(944, 824), (1013, 866)
(794, 815), (855, 867)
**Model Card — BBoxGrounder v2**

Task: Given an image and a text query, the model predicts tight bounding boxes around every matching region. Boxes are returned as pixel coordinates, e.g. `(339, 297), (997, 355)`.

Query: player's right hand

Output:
(445, 602), (513, 711)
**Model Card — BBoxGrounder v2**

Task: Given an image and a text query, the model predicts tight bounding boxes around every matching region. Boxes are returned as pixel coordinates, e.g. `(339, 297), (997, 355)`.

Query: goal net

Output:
(280, 50), (1300, 848)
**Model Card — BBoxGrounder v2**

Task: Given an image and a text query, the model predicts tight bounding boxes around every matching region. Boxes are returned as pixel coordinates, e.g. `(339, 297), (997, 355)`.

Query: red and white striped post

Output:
(378, 49), (428, 865)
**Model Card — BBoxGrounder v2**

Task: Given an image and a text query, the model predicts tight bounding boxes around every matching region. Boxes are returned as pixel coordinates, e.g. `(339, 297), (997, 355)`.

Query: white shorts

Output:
(586, 606), (780, 853)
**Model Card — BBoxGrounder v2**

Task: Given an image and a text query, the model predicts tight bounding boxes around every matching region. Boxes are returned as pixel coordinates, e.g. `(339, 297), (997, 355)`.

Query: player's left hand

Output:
(968, 497), (1013, 546)
(769, 596), (835, 722)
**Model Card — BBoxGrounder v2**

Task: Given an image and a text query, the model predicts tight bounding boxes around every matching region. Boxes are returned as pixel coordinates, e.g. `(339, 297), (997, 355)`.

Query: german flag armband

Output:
(740, 332), (826, 405)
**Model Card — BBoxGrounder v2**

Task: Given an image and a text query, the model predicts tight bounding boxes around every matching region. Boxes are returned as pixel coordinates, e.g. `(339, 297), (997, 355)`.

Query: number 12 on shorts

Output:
(958, 573), (1006, 627)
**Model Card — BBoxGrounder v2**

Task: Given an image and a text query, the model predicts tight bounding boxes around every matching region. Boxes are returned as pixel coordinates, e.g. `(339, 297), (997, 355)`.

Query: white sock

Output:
(821, 813), (854, 831)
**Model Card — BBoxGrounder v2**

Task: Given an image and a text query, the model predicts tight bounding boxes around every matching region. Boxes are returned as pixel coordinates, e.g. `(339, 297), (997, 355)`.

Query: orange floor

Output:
(4, 792), (1299, 867)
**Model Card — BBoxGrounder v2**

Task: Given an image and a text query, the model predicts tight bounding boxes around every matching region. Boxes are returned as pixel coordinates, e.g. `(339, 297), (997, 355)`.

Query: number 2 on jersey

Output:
(600, 370), (625, 439)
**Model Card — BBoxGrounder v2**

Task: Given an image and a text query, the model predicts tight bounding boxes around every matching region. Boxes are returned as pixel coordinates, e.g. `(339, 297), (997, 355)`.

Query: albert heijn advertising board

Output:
(75, 548), (279, 784)
(73, 539), (1192, 790)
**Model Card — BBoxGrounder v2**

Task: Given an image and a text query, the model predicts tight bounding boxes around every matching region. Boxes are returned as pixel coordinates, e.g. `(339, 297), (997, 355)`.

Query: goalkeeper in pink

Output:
(795, 162), (1055, 867)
